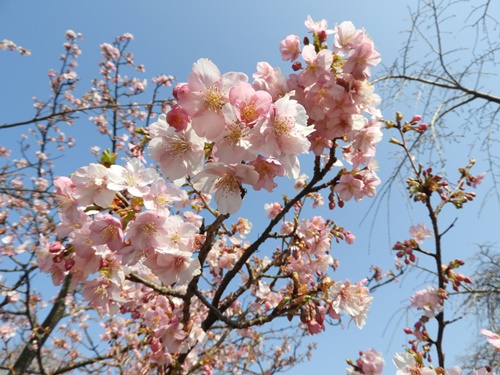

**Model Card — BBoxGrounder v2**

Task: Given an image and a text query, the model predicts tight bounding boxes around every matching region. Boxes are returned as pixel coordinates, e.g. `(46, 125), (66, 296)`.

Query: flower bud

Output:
(410, 115), (422, 124)
(64, 258), (75, 271)
(417, 123), (428, 133)
(318, 30), (327, 43)
(49, 241), (63, 253)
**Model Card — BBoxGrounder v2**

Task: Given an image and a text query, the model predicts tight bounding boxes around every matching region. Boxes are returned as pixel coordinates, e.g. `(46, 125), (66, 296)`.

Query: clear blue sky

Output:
(1, 1), (497, 373)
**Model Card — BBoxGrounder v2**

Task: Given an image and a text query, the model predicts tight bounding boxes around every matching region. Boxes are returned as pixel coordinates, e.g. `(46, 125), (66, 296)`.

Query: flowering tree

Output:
(0, 15), (497, 375)
(374, 0), (500, 370)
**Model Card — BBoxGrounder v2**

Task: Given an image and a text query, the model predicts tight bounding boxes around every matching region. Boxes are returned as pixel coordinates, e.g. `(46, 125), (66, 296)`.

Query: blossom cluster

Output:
(346, 349), (496, 375)
(33, 16), (385, 373)
(0, 38), (31, 56)
(392, 351), (495, 375)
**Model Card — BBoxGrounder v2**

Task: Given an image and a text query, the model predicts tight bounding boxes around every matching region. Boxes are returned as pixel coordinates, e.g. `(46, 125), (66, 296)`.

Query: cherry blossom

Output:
(258, 93), (314, 178)
(144, 248), (201, 286)
(347, 348), (385, 375)
(177, 58), (248, 140)
(328, 280), (373, 328)
(410, 286), (444, 319)
(392, 352), (437, 375)
(409, 223), (434, 244)
(143, 178), (187, 216)
(148, 117), (205, 183)
(71, 163), (116, 208)
(480, 329), (500, 349)
(107, 157), (158, 196)
(334, 173), (365, 202)
(192, 163), (259, 214)
(280, 35), (301, 62)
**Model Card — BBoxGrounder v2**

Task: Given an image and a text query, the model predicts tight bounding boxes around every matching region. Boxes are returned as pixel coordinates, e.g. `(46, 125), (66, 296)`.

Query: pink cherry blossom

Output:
(409, 223), (434, 244)
(480, 329), (500, 349)
(410, 286), (444, 318)
(298, 45), (334, 87)
(264, 202), (283, 219)
(470, 368), (496, 375)
(347, 348), (385, 375)
(107, 157), (158, 197)
(160, 214), (198, 252)
(470, 172), (486, 188)
(328, 280), (373, 328)
(212, 105), (262, 163)
(333, 21), (365, 54)
(178, 58), (248, 140)
(304, 15), (333, 36)
(252, 62), (288, 101)
(53, 176), (80, 222)
(334, 173), (365, 202)
(258, 94), (314, 178)
(124, 211), (168, 250)
(192, 163), (259, 214)
(228, 82), (272, 126)
(280, 35), (301, 62)
(71, 163), (116, 208)
(0, 322), (18, 339)
(248, 156), (286, 192)
(343, 39), (381, 81)
(148, 117), (205, 183)
(166, 104), (190, 132)
(89, 213), (124, 251)
(143, 178), (187, 216)
(82, 277), (124, 316)
(144, 248), (201, 286)
(100, 43), (120, 60)
(392, 352), (437, 375)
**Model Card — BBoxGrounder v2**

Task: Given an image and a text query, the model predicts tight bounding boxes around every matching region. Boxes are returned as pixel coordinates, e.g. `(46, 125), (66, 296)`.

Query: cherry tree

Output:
(374, 0), (500, 371)
(0, 15), (497, 375)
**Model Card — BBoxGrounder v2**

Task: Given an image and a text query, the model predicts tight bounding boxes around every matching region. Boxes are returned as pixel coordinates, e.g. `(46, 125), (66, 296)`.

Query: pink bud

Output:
(404, 327), (413, 334)
(410, 115), (422, 124)
(172, 82), (189, 100)
(49, 241), (63, 253)
(167, 104), (190, 132)
(292, 61), (303, 71)
(318, 30), (327, 43)
(64, 258), (75, 271)
(417, 123), (428, 133)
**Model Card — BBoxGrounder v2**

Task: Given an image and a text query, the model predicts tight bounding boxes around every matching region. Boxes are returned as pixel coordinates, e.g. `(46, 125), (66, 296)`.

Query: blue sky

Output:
(1, 1), (497, 373)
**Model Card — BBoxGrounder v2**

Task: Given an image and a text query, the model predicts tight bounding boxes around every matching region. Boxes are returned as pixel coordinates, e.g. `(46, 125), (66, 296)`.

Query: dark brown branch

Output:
(11, 275), (72, 375)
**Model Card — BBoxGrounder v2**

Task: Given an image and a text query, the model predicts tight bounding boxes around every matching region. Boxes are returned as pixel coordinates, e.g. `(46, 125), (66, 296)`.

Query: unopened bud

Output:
(385, 120), (395, 129)
(417, 123), (428, 133)
(389, 137), (403, 146)
(49, 241), (63, 253)
(396, 112), (404, 122)
(64, 258), (75, 271)
(318, 30), (327, 43)
(292, 61), (303, 71)
(410, 115), (422, 124)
